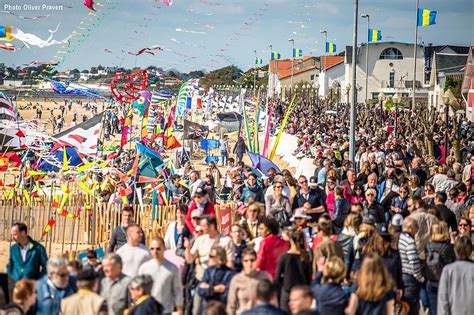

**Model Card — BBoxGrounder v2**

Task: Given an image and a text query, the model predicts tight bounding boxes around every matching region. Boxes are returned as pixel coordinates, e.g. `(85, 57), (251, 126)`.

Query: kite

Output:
(0, 11), (50, 20)
(0, 43), (15, 51)
(153, 0), (173, 6)
(0, 24), (69, 48)
(110, 70), (148, 103)
(128, 45), (162, 56)
(104, 48), (112, 53)
(84, 0), (96, 11)
(175, 28), (206, 34)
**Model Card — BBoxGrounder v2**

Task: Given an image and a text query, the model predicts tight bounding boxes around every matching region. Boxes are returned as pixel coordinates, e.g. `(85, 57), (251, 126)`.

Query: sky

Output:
(1, 0), (473, 73)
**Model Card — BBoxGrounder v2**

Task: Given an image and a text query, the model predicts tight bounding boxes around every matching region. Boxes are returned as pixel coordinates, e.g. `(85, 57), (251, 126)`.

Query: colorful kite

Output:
(0, 43), (15, 51)
(128, 45), (162, 56)
(110, 70), (148, 103)
(175, 28), (206, 34)
(0, 24), (69, 48)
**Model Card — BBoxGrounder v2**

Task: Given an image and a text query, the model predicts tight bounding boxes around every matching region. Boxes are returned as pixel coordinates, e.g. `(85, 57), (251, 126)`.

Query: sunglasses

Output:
(150, 247), (161, 251)
(299, 180), (308, 184)
(459, 223), (469, 227)
(295, 217), (305, 221)
(209, 254), (216, 258)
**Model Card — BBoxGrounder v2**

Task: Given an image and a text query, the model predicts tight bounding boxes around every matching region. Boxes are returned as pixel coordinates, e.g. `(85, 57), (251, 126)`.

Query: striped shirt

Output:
(398, 232), (424, 282)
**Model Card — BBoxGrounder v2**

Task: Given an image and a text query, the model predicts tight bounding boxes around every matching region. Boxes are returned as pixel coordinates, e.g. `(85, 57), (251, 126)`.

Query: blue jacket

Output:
(241, 303), (286, 315)
(240, 184), (264, 203)
(7, 238), (47, 281)
(198, 265), (235, 302)
(35, 274), (77, 315)
(311, 272), (348, 315)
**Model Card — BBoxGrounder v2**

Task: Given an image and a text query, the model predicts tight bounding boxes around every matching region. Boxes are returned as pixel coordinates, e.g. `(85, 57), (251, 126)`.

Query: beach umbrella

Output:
(248, 152), (281, 175)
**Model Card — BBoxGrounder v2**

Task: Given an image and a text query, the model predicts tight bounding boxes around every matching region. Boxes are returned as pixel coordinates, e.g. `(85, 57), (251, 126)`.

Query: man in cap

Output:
(291, 207), (315, 248)
(185, 186), (216, 234)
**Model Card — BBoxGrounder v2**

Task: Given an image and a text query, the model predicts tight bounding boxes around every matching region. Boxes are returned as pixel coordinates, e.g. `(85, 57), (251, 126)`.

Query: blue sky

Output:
(1, 0), (473, 72)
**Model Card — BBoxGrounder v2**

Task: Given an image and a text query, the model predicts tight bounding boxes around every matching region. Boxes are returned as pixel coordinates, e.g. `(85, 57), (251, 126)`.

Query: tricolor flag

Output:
(255, 57), (262, 65)
(368, 29), (382, 43)
(326, 42), (336, 53)
(417, 9), (437, 27)
(293, 48), (303, 58)
(270, 52), (281, 60)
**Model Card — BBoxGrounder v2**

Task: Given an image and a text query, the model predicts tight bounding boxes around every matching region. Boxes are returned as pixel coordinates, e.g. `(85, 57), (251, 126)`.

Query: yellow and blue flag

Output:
(326, 42), (336, 53)
(255, 57), (262, 65)
(0, 26), (13, 41)
(293, 48), (303, 58)
(270, 52), (281, 60)
(417, 9), (437, 27)
(368, 29), (382, 43)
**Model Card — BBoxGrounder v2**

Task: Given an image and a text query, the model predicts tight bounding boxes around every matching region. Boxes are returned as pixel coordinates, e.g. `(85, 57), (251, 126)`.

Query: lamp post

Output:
(314, 82), (320, 106)
(378, 91), (386, 127)
(346, 83), (351, 105)
(361, 14), (370, 104)
(442, 89), (455, 159)
(253, 49), (257, 96)
(393, 92), (401, 138)
(289, 38), (295, 94)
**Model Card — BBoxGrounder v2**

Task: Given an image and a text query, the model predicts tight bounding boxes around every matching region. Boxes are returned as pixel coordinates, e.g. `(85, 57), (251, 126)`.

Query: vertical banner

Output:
(219, 205), (232, 235)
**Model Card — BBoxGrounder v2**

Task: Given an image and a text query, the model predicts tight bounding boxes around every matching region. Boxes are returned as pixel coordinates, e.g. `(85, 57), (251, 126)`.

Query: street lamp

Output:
(289, 38), (295, 94)
(361, 14), (370, 104)
(378, 91), (386, 127)
(442, 89), (455, 157)
(393, 92), (401, 138)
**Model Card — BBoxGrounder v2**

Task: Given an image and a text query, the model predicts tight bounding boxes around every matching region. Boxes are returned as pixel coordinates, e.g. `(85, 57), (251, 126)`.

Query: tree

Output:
(199, 65), (243, 89)
(444, 77), (463, 99)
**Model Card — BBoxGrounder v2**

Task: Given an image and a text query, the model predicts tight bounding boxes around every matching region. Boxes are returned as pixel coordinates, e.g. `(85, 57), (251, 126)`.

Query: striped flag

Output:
(293, 48), (303, 57)
(270, 52), (281, 60)
(417, 9), (437, 27)
(326, 42), (336, 53)
(255, 57), (262, 65)
(60, 209), (77, 219)
(368, 29), (382, 42)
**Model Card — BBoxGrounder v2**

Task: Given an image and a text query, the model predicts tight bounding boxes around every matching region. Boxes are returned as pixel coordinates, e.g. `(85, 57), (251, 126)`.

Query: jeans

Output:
(426, 281), (439, 315)
(402, 274), (421, 315)
(220, 150), (228, 166)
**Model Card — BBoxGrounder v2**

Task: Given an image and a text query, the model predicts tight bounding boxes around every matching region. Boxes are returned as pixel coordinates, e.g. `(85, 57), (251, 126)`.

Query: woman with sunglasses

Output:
(227, 248), (271, 315)
(350, 184), (365, 204)
(451, 217), (473, 244)
(198, 246), (236, 310)
(265, 180), (292, 227)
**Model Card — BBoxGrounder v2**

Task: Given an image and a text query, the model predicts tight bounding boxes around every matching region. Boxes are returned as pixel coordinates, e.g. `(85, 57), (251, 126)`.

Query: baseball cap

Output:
(194, 186), (207, 197)
(291, 208), (311, 221)
(391, 214), (403, 231)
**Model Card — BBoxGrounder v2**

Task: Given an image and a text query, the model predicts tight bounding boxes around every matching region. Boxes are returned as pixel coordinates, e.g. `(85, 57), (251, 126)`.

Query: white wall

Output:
(346, 42), (426, 100)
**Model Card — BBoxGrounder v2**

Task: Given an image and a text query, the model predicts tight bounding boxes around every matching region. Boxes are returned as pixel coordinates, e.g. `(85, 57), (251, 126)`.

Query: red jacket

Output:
(256, 234), (289, 279)
(185, 201), (216, 234)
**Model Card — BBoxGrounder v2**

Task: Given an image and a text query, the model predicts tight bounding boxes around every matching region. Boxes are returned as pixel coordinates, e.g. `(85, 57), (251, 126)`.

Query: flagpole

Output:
(320, 31), (327, 97)
(413, 0), (419, 108)
(289, 39), (295, 94)
(361, 14), (370, 104)
(349, 0), (359, 163)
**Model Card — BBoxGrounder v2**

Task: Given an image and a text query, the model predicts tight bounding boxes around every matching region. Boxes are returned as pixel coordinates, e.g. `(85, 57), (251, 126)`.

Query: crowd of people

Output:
(1, 95), (474, 315)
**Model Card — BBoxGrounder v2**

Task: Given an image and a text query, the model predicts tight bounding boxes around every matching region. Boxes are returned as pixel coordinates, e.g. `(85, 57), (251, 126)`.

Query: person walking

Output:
(220, 135), (229, 166)
(138, 237), (183, 315)
(274, 229), (312, 313)
(233, 137), (248, 163)
(60, 270), (107, 315)
(36, 257), (77, 315)
(7, 222), (47, 282)
(100, 253), (132, 315)
(116, 223), (152, 278)
(227, 248), (271, 315)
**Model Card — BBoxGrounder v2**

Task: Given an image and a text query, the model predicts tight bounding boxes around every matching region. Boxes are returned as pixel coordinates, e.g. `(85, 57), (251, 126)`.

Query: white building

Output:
(345, 42), (426, 103)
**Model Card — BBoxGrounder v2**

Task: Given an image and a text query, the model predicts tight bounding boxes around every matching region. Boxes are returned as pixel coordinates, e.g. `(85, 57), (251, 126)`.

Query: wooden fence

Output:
(0, 188), (237, 258)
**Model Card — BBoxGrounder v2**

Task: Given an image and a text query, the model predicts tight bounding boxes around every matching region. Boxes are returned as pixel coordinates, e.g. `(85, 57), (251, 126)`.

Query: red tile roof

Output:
(320, 55), (345, 70)
(270, 56), (319, 80)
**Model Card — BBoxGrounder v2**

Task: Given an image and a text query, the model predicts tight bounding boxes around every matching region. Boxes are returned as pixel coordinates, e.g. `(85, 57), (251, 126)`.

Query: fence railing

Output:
(0, 188), (237, 258)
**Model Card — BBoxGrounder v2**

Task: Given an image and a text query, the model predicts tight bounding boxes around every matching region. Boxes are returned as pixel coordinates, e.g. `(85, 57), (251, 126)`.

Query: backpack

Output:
(425, 243), (445, 281)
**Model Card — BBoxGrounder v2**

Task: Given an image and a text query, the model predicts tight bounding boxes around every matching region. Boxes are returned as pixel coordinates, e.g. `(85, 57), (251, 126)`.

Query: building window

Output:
(379, 47), (403, 60)
(310, 74), (315, 80)
(389, 72), (395, 88)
